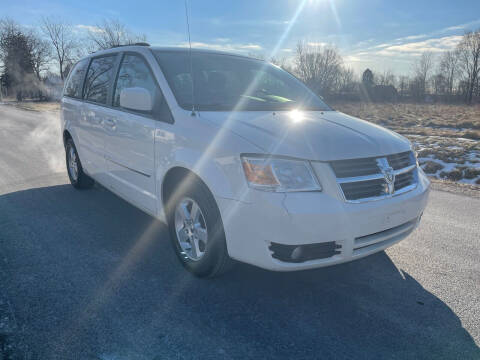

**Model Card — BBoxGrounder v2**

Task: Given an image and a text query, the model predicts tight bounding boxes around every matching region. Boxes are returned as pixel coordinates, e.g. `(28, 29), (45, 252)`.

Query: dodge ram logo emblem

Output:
(376, 158), (395, 195)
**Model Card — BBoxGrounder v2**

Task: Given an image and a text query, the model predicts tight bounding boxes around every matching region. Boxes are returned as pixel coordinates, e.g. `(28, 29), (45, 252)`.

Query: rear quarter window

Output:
(64, 59), (89, 98)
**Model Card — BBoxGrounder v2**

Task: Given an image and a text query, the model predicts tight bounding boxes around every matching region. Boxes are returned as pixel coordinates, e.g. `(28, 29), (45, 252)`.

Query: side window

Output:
(64, 59), (89, 98)
(113, 54), (160, 108)
(84, 55), (117, 104)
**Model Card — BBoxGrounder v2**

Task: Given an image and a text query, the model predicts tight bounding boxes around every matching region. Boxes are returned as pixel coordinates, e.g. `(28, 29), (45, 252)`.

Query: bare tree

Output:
(377, 69), (396, 87)
(270, 56), (288, 69)
(439, 50), (460, 96)
(29, 34), (51, 80)
(398, 75), (409, 98)
(337, 67), (356, 94)
(413, 51), (434, 99)
(41, 17), (79, 80)
(294, 41), (343, 96)
(457, 29), (480, 104)
(87, 19), (146, 51)
(432, 73), (447, 96)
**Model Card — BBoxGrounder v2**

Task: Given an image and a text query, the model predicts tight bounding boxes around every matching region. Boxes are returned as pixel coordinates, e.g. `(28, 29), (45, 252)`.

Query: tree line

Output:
(271, 32), (480, 105)
(0, 18), (145, 100)
(0, 16), (479, 104)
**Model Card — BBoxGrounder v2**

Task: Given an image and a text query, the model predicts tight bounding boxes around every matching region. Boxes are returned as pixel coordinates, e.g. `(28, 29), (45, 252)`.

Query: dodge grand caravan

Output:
(61, 45), (430, 277)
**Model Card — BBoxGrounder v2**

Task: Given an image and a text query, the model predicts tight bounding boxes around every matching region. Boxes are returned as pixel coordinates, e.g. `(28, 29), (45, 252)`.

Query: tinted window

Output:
(113, 54), (159, 108)
(64, 59), (89, 98)
(84, 56), (117, 104)
(154, 51), (331, 111)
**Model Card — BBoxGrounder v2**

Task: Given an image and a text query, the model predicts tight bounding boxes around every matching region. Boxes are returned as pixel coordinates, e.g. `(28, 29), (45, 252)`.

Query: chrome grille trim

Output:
(330, 151), (418, 203)
(336, 164), (416, 184)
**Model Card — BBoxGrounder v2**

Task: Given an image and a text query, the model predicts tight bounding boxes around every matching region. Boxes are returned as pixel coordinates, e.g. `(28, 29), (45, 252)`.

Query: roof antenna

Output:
(184, 0), (196, 116)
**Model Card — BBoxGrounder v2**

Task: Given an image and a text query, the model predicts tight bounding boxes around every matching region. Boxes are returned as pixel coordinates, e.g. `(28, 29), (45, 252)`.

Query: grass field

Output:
(334, 102), (480, 185)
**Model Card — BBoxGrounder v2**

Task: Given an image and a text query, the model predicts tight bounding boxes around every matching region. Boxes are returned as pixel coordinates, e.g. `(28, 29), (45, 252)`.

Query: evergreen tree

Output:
(0, 20), (36, 100)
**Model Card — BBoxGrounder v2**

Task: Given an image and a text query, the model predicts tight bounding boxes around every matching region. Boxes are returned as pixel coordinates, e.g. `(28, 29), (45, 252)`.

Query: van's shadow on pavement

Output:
(0, 184), (478, 359)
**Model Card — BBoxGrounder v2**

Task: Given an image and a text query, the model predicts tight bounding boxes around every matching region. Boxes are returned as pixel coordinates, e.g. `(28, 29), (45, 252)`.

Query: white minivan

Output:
(61, 44), (430, 277)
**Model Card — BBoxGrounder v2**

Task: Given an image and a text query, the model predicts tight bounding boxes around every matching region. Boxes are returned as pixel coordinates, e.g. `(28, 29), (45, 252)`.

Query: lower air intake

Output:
(269, 241), (341, 263)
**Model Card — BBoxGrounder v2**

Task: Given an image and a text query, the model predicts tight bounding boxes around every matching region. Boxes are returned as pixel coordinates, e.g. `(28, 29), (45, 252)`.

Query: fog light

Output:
(291, 246), (303, 261)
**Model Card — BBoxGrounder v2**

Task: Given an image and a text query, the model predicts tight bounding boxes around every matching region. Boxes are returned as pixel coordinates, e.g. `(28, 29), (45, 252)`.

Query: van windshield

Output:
(153, 51), (331, 112)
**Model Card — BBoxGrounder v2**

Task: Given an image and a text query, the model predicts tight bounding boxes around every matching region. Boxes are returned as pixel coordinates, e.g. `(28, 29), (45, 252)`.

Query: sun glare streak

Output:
(269, 0), (309, 59)
(328, 0), (341, 28)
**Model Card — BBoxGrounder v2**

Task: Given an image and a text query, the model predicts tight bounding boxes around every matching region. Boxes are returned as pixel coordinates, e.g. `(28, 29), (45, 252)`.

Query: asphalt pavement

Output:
(0, 104), (479, 359)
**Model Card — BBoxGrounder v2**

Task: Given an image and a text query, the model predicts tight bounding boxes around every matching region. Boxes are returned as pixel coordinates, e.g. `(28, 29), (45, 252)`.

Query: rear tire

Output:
(166, 176), (234, 278)
(65, 138), (94, 189)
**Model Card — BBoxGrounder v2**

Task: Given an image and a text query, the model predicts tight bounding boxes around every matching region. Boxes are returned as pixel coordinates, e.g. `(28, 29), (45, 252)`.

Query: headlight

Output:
(241, 155), (322, 192)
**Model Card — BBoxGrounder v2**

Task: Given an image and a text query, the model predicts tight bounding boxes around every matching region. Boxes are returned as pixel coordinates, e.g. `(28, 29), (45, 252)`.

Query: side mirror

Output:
(120, 87), (153, 112)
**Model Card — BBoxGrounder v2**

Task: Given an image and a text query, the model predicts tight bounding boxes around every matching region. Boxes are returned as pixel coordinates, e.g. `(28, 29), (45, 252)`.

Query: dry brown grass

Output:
(333, 102), (480, 140)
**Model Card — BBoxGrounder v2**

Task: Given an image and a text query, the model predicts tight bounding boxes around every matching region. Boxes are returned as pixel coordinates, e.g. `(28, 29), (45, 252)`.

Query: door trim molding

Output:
(106, 157), (151, 178)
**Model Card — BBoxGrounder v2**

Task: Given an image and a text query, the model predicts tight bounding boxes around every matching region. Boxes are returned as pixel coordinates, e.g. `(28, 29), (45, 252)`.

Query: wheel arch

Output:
(161, 166), (216, 217)
(63, 129), (72, 147)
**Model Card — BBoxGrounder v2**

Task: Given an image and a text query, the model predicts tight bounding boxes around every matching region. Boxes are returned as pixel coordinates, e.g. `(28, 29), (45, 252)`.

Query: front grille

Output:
(330, 157), (378, 177)
(340, 178), (386, 200)
(330, 151), (417, 202)
(387, 151), (413, 170)
(269, 241), (341, 263)
(394, 170), (415, 191)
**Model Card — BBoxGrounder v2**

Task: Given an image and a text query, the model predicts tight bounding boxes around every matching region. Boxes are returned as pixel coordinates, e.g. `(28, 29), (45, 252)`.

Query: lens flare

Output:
(289, 109), (305, 123)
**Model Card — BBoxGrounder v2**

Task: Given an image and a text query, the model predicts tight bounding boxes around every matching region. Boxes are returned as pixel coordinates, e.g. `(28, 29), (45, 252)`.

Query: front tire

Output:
(166, 178), (234, 278)
(65, 138), (94, 189)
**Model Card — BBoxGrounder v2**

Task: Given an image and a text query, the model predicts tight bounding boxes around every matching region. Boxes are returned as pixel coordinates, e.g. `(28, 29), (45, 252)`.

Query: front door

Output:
(103, 53), (160, 215)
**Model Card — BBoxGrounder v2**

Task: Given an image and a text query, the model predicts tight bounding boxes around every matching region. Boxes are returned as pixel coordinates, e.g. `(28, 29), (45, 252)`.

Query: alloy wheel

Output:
(174, 197), (209, 261)
(68, 146), (79, 181)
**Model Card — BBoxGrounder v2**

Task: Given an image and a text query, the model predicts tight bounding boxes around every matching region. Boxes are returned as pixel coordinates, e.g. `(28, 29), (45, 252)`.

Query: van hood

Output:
(200, 110), (411, 161)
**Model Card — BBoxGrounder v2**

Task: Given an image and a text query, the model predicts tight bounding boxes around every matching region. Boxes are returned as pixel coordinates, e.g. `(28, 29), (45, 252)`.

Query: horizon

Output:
(3, 0), (480, 76)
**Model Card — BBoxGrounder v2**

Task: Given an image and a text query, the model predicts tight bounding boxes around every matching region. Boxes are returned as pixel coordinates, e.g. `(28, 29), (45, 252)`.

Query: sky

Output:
(3, 0), (480, 75)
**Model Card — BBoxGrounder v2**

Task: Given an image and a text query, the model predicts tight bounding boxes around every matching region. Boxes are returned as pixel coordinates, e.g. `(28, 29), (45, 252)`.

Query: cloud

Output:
(353, 38), (376, 48)
(205, 18), (289, 27)
(238, 44), (263, 50)
(376, 35), (462, 56)
(177, 41), (262, 53)
(307, 41), (328, 47)
(358, 18), (479, 55)
(395, 34), (428, 42)
(75, 24), (104, 33)
(343, 35), (464, 74)
(350, 34), (463, 60)
(438, 18), (480, 33)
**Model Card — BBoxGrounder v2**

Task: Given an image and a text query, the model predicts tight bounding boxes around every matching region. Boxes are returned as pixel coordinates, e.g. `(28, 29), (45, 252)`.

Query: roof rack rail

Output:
(110, 42), (150, 49)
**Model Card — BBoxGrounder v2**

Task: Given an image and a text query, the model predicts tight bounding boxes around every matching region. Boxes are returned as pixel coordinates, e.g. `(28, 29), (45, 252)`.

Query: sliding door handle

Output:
(104, 118), (116, 127)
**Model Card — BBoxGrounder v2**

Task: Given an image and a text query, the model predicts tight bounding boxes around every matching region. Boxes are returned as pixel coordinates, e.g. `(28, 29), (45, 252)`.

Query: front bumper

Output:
(216, 166), (430, 271)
